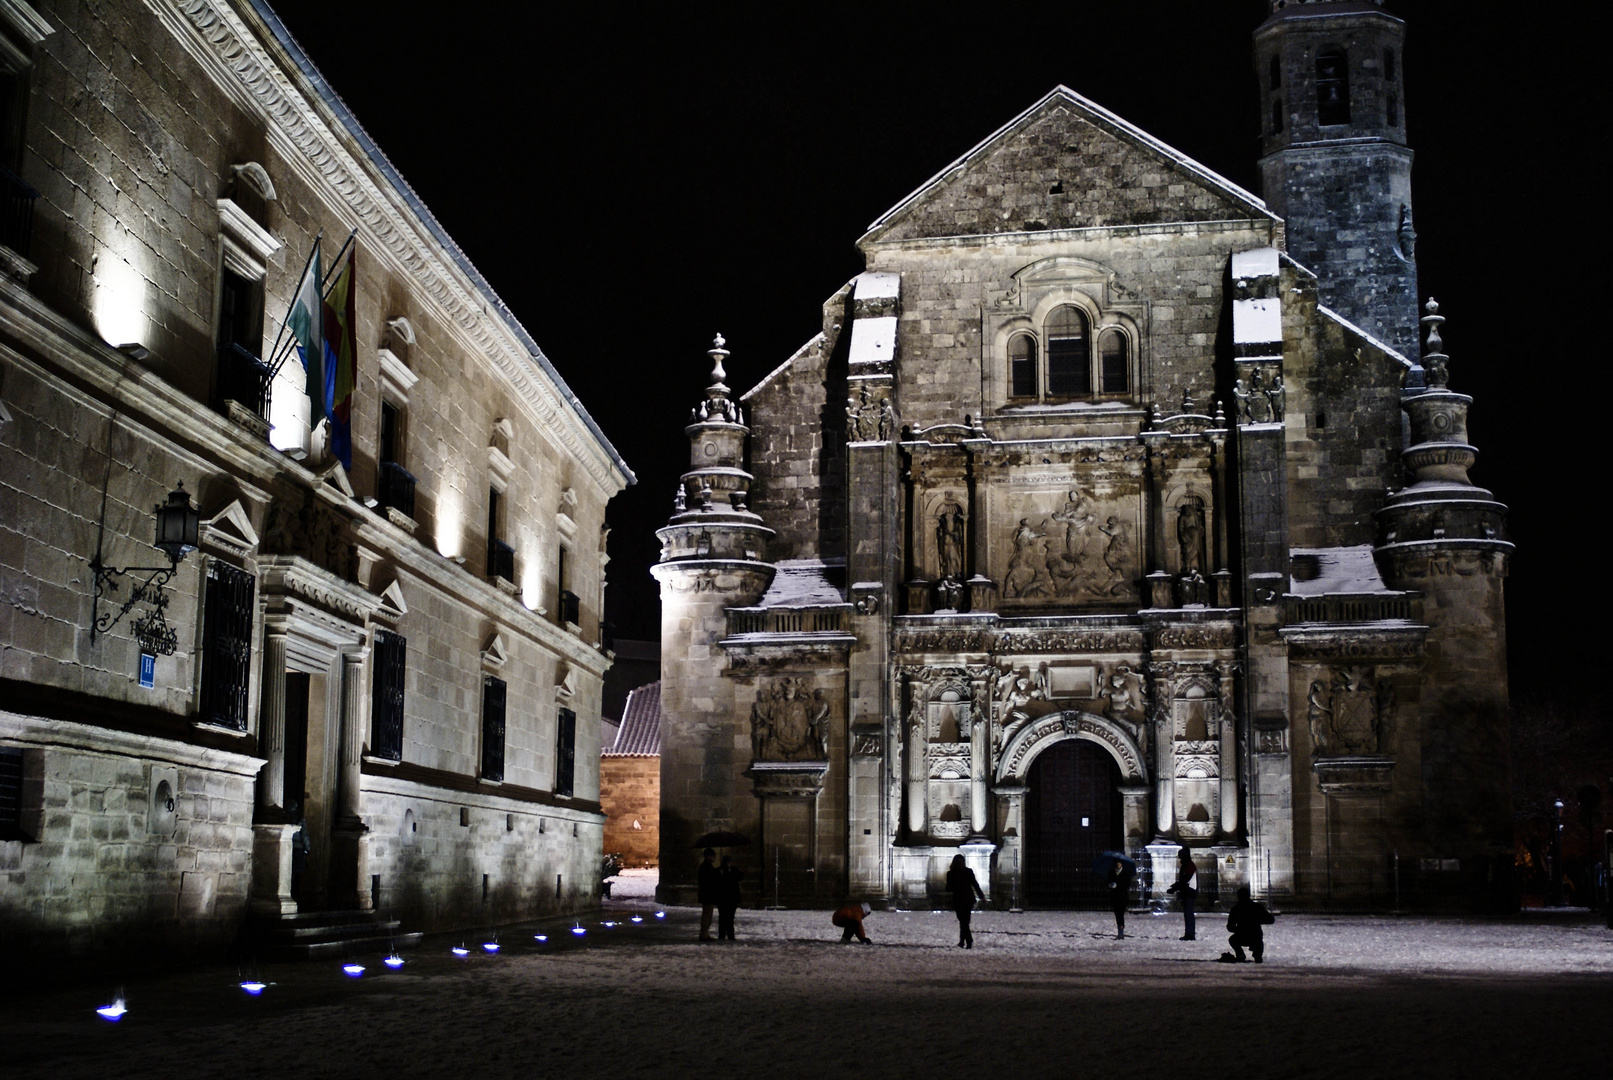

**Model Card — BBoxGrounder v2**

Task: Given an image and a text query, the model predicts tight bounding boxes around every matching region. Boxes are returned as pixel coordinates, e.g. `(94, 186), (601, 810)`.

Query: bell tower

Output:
(1255, 0), (1418, 359)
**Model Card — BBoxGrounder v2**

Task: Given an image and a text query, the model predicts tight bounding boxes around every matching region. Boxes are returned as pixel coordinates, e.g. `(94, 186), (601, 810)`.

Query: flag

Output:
(323, 243), (357, 471)
(287, 239), (324, 424)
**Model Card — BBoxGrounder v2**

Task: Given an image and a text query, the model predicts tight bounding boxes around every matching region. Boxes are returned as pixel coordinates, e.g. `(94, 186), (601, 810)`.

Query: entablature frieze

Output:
(1279, 624), (1427, 662)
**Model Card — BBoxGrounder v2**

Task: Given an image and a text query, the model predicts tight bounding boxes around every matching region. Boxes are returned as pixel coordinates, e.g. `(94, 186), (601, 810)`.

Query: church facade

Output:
(656, 0), (1513, 910)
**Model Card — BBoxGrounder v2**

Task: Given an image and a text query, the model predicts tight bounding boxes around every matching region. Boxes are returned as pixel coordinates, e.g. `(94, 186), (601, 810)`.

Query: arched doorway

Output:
(1024, 739), (1122, 908)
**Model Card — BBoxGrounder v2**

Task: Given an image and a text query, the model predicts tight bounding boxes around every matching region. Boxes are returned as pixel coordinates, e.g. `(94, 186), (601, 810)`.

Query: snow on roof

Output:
(862, 85), (1270, 241)
(854, 272), (900, 301)
(741, 332), (826, 404)
(1316, 304), (1412, 369)
(1234, 298), (1282, 345)
(1231, 246), (1280, 279)
(1288, 545), (1391, 596)
(605, 681), (661, 757)
(848, 316), (896, 367)
(759, 560), (847, 607)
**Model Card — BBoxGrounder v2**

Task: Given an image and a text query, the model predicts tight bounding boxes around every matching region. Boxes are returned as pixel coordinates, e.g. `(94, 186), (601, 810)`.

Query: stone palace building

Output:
(0, 0), (631, 967)
(656, 0), (1513, 910)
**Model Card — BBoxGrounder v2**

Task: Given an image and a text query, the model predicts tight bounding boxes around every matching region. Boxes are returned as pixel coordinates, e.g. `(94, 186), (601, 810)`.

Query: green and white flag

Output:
(287, 239), (324, 422)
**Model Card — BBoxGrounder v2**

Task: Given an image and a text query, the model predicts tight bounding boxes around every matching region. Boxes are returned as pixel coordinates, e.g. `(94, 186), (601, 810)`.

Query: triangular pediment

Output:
(319, 460), (355, 499)
(374, 579), (408, 626)
(201, 498), (260, 558)
(862, 87), (1273, 245)
(481, 631), (509, 671)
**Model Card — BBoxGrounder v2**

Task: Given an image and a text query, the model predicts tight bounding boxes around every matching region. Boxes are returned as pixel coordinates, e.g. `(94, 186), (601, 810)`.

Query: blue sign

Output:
(139, 652), (156, 689)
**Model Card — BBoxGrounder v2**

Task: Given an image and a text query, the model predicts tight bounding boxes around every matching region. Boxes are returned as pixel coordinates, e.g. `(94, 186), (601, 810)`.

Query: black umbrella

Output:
(1092, 850), (1137, 874)
(694, 831), (750, 848)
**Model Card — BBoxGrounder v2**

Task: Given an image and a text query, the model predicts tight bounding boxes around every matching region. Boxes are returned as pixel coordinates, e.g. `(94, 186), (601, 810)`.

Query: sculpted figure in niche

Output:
(1177, 497), (1206, 574)
(877, 397), (896, 441)
(1047, 486), (1105, 597)
(936, 502), (966, 581)
(1003, 519), (1053, 598)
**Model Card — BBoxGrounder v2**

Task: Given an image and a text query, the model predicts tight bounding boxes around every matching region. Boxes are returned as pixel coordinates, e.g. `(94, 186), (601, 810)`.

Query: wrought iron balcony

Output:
(559, 589), (580, 626)
(488, 538), (515, 583)
(0, 165), (37, 256)
(216, 342), (272, 420)
(376, 461), (416, 521)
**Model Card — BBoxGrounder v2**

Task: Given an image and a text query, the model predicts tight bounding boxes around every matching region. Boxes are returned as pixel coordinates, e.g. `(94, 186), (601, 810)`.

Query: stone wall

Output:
(600, 755), (659, 868)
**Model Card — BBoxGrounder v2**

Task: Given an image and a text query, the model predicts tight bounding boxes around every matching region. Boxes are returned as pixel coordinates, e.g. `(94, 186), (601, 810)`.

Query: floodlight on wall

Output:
(117, 343), (151, 361)
(90, 482), (202, 656)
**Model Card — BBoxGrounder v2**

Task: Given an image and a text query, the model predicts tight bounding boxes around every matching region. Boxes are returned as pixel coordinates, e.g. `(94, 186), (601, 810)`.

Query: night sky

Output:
(264, 1), (1594, 708)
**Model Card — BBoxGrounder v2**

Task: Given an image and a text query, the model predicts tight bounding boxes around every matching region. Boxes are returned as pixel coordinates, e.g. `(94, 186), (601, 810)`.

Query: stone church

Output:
(1, 0), (629, 967)
(656, 0), (1513, 910)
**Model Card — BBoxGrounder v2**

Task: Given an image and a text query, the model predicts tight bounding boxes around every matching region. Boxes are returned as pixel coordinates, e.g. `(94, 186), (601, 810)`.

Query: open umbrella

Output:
(693, 830), (750, 848)
(1092, 850), (1136, 874)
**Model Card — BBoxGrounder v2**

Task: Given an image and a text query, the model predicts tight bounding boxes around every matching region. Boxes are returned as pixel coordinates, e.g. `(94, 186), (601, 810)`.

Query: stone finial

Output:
(1181, 387), (1194, 415)
(1420, 298), (1449, 389)
(708, 334), (730, 386)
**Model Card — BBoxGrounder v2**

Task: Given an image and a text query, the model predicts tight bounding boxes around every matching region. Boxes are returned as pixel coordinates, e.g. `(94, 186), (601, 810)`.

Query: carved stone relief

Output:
(1099, 663), (1148, 723)
(1306, 666), (1396, 756)
(262, 488), (356, 580)
(1234, 363), (1285, 424)
(846, 382), (895, 443)
(999, 483), (1137, 602)
(750, 678), (830, 762)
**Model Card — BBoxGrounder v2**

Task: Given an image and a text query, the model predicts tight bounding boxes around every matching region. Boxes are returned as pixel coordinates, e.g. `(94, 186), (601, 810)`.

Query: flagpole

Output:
(322, 227), (358, 299)
(264, 230), (322, 380)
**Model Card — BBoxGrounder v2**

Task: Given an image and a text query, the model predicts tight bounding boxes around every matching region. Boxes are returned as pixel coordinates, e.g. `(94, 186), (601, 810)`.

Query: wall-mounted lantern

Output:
(91, 482), (202, 656)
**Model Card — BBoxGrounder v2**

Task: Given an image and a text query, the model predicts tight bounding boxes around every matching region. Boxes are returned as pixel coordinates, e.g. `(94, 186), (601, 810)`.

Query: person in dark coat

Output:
(832, 901), (873, 943)
(1224, 885), (1276, 962)
(697, 848), (718, 941)
(715, 855), (743, 941)
(1107, 858), (1136, 939)
(1164, 844), (1198, 940)
(945, 853), (986, 948)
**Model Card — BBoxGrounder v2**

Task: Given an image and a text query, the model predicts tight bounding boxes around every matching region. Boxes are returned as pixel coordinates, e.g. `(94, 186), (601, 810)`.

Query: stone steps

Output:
(241, 909), (423, 961)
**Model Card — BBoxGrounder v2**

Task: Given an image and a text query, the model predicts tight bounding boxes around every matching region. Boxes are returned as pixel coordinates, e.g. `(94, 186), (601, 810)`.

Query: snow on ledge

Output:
(1288, 545), (1390, 596)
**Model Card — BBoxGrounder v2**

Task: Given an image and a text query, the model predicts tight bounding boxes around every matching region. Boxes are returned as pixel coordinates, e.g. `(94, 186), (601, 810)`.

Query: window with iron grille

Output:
(481, 676), (507, 782)
(0, 747), (23, 839)
(371, 630), (406, 761)
(555, 707), (576, 798)
(199, 560), (255, 731)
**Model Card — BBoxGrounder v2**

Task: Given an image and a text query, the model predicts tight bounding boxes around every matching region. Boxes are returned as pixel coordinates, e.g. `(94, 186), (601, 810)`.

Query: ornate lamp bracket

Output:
(89, 483), (200, 656)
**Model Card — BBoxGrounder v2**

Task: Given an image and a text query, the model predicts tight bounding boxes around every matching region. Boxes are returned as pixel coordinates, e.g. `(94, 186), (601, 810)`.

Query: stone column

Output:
(331, 646), (372, 911)
(993, 783), (1026, 911)
(969, 705), (988, 835)
(905, 703), (927, 837)
(256, 623), (289, 814)
(1153, 665), (1176, 835)
(1217, 660), (1239, 836)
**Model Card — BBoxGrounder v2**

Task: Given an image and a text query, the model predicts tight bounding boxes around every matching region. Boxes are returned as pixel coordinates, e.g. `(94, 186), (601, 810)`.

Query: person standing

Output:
(945, 854), (986, 949)
(1165, 844), (1198, 941)
(715, 854), (743, 941)
(1107, 858), (1136, 939)
(1224, 885), (1276, 963)
(697, 848), (718, 942)
(832, 901), (873, 943)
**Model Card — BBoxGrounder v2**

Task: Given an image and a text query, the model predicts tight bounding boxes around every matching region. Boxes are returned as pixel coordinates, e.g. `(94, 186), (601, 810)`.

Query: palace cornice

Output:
(153, 0), (632, 496)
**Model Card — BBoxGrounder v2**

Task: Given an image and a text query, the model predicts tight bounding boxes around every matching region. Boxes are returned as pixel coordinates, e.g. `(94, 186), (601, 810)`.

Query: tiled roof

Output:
(605, 681), (661, 757)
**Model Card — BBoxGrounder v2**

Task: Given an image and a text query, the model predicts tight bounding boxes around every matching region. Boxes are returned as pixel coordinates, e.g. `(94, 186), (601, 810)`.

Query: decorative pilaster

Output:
(256, 623), (289, 815)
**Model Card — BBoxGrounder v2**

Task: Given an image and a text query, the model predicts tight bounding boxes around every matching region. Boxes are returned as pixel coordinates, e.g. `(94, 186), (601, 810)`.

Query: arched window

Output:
(1045, 306), (1089, 397)
(1268, 55), (1281, 92)
(1009, 333), (1037, 397)
(1316, 49), (1350, 126)
(1099, 330), (1129, 394)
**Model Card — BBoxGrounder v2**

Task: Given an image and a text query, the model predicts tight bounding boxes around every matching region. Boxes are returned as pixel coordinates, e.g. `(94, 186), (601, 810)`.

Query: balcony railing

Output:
(727, 606), (849, 636)
(559, 589), (579, 626)
(488, 538), (515, 583)
(0, 165), (37, 256)
(376, 461), (416, 520)
(1286, 593), (1415, 624)
(216, 342), (272, 420)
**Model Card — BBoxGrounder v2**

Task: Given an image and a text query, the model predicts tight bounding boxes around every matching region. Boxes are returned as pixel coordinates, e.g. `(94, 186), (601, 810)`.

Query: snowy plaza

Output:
(5, 875), (1608, 1080)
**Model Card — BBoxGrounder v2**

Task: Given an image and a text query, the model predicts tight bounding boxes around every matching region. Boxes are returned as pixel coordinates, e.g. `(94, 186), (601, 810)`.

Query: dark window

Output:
(1316, 49), (1351, 126)
(1009, 334), (1037, 397)
(1383, 48), (1396, 82)
(0, 747), (23, 839)
(1099, 331), (1129, 394)
(198, 560), (255, 731)
(1272, 99), (1284, 135)
(557, 545), (572, 618)
(219, 269), (261, 354)
(487, 488), (513, 582)
(1387, 92), (1399, 126)
(481, 676), (506, 783)
(1268, 55), (1281, 92)
(377, 403), (416, 518)
(555, 707), (576, 798)
(380, 401), (400, 465)
(371, 630), (406, 761)
(217, 268), (269, 418)
(1045, 306), (1090, 397)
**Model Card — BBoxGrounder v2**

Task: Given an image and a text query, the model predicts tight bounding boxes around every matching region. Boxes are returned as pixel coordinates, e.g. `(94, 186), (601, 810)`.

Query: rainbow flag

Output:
(323, 244), (357, 471)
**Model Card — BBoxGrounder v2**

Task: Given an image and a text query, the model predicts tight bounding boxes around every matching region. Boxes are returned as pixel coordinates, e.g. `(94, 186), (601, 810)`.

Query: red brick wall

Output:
(601, 756), (660, 868)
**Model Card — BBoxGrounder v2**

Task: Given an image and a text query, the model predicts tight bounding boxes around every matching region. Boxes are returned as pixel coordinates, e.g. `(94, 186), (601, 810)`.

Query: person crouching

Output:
(832, 901), (873, 943)
(1224, 885), (1276, 963)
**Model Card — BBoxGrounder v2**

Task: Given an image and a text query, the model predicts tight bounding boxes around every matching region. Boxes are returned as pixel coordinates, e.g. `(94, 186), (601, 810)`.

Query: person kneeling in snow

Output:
(1221, 885), (1276, 963)
(832, 902), (873, 943)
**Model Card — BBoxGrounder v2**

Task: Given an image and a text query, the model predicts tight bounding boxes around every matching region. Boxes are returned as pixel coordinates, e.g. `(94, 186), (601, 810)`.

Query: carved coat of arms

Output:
(750, 678), (830, 762)
(1307, 666), (1395, 756)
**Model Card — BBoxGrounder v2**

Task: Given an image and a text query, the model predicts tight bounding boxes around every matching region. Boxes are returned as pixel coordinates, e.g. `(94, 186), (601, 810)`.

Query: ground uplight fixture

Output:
(96, 997), (128, 1022)
(571, 924), (586, 936)
(90, 481), (202, 656)
(240, 981), (268, 995)
(384, 955), (405, 969)
(342, 964), (365, 977)
(533, 934), (548, 943)
(630, 915), (643, 923)
(654, 911), (666, 919)
(483, 942), (500, 953)
(452, 945), (469, 956)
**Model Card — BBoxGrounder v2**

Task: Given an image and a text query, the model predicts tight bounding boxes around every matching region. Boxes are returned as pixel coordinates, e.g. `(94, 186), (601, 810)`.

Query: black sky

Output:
(263, 1), (1596, 707)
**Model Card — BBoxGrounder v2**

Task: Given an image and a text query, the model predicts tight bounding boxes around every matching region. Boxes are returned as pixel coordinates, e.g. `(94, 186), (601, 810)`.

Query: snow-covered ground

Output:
(5, 888), (1608, 1079)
